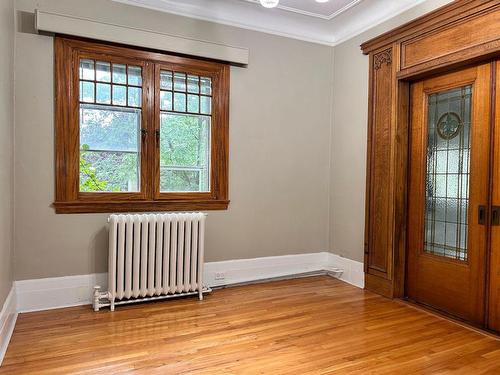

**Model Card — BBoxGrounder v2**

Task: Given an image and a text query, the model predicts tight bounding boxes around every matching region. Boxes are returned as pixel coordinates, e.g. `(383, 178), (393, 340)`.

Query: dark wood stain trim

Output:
(361, 0), (499, 54)
(361, 1), (500, 304)
(53, 36), (230, 214)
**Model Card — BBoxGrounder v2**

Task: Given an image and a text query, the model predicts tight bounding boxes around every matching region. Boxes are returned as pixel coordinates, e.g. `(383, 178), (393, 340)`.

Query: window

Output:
(54, 37), (229, 213)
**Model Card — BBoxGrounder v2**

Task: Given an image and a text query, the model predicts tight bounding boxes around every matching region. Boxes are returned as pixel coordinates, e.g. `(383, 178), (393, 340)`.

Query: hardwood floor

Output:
(1, 276), (499, 374)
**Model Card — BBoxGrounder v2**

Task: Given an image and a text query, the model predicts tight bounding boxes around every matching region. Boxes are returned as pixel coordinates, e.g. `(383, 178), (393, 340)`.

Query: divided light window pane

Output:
(78, 59), (142, 193)
(158, 69), (212, 192)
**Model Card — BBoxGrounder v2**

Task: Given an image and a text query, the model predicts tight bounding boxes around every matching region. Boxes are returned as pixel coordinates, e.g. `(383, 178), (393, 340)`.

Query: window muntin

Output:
(54, 37), (229, 213)
(159, 70), (212, 193)
(78, 59), (143, 192)
(424, 86), (472, 261)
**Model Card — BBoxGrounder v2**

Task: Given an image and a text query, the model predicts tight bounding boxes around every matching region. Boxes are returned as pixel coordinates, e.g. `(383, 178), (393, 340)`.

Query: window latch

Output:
(141, 128), (148, 141)
(155, 129), (161, 143)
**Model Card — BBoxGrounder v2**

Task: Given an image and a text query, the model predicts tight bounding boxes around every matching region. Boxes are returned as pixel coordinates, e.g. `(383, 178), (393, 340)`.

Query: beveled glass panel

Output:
(80, 81), (94, 103)
(127, 87), (142, 107)
(200, 96), (211, 115)
(127, 66), (142, 86)
(187, 75), (199, 93)
(160, 91), (172, 111)
(200, 77), (212, 95)
(160, 71), (173, 90)
(187, 94), (199, 113)
(96, 61), (111, 82)
(112, 64), (127, 84)
(79, 59), (94, 80)
(174, 92), (186, 112)
(96, 83), (111, 104)
(112, 85), (127, 106)
(424, 85), (472, 261)
(174, 73), (186, 92)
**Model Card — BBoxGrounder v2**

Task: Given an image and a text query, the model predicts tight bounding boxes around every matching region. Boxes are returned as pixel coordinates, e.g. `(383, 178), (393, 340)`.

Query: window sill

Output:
(52, 199), (230, 214)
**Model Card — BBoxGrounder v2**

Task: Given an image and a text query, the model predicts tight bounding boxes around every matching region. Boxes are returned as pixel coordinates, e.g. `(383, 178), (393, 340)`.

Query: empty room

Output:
(1, 0), (500, 373)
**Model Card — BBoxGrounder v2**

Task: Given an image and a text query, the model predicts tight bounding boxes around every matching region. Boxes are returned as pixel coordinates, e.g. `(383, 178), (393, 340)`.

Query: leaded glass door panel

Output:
(407, 64), (491, 325)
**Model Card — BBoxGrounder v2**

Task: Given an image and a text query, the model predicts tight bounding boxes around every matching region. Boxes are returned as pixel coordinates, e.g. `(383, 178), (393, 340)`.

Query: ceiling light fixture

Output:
(259, 0), (279, 8)
(315, 0), (330, 3)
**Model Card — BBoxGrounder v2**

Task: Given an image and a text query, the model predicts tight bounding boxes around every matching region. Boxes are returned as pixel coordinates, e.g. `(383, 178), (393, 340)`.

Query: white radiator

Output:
(93, 213), (210, 311)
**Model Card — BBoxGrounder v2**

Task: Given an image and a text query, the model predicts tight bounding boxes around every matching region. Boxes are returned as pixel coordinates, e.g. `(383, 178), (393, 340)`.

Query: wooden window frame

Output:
(53, 37), (229, 214)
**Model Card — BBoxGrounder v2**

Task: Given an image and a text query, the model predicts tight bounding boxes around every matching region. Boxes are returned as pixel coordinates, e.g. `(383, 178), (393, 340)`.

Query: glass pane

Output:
(80, 150), (139, 192)
(79, 104), (140, 192)
(80, 104), (140, 152)
(96, 83), (111, 104)
(80, 81), (94, 103)
(200, 96), (211, 115)
(127, 87), (142, 107)
(187, 75), (199, 93)
(160, 71), (173, 90)
(159, 113), (210, 192)
(160, 91), (172, 111)
(128, 66), (142, 86)
(174, 92), (186, 112)
(174, 73), (186, 91)
(187, 94), (199, 113)
(200, 77), (212, 95)
(112, 64), (127, 84)
(424, 86), (472, 261)
(80, 59), (94, 80)
(96, 61), (111, 82)
(112, 85), (127, 106)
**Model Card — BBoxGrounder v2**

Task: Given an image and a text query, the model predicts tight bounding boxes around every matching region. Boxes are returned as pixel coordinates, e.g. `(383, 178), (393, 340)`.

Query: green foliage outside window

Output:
(79, 105), (210, 193)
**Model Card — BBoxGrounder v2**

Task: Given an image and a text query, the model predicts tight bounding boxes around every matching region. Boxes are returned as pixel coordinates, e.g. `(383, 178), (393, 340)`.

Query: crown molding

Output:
(113, 0), (337, 45)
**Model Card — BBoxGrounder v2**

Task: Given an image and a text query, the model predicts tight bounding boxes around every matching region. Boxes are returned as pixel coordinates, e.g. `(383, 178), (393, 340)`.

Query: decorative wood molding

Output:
(373, 49), (392, 70)
(54, 37), (230, 214)
(361, 0), (500, 301)
(361, 0), (499, 55)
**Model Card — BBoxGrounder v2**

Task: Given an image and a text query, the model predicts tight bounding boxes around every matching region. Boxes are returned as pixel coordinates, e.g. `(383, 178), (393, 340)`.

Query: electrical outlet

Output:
(214, 272), (226, 281)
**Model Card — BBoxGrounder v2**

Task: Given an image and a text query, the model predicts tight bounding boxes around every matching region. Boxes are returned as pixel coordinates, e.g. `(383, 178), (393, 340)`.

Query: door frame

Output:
(360, 0), (500, 303)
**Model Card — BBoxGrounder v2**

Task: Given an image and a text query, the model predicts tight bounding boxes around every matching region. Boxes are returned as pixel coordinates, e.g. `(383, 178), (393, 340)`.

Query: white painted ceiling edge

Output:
(112, 0), (436, 46)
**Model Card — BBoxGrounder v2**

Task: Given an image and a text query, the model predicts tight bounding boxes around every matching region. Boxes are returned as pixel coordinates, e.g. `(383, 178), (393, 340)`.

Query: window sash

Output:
(54, 37), (229, 213)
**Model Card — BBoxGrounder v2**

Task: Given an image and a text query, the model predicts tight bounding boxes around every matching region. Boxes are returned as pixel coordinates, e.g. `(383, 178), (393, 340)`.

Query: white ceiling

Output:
(113, 0), (444, 46)
(242, 0), (361, 20)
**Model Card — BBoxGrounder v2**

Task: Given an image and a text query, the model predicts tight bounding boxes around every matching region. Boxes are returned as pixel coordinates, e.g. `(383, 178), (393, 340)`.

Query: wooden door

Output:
(489, 61), (500, 332)
(407, 64), (492, 325)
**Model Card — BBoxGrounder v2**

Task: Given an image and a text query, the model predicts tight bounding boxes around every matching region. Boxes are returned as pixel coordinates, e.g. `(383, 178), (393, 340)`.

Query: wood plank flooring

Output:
(1, 276), (499, 374)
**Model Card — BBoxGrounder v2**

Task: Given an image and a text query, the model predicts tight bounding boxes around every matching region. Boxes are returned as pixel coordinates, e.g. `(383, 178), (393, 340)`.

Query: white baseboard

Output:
(0, 286), (18, 366)
(16, 273), (107, 313)
(204, 252), (330, 287)
(14, 252), (364, 313)
(326, 253), (364, 289)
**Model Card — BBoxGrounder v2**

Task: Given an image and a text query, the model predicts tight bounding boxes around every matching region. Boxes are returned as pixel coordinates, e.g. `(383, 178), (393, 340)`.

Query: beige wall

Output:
(12, 0), (457, 281)
(0, 0), (15, 305)
(14, 0), (334, 280)
(329, 0), (454, 262)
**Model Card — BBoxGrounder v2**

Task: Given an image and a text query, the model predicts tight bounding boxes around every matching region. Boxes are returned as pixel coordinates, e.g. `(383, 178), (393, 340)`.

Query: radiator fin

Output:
(108, 213), (206, 304)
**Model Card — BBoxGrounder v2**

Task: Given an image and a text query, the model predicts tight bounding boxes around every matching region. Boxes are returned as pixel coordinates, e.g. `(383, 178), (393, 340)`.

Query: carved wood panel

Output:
(402, 10), (500, 70)
(366, 48), (394, 279)
(362, 1), (500, 300)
